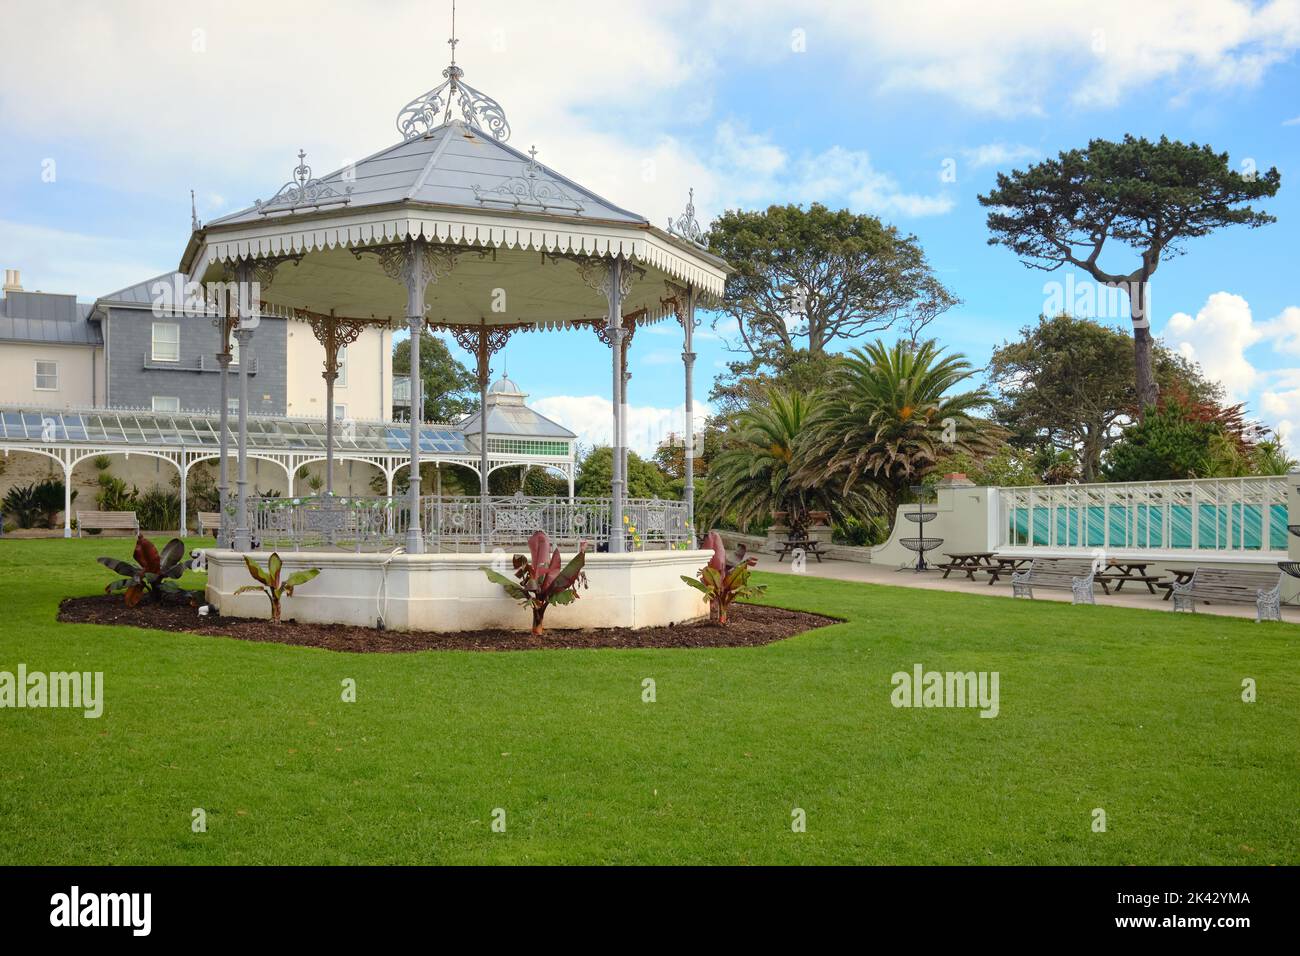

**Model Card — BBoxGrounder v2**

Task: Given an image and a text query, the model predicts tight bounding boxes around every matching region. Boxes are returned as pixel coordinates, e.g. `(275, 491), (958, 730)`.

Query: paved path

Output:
(752, 554), (1300, 624)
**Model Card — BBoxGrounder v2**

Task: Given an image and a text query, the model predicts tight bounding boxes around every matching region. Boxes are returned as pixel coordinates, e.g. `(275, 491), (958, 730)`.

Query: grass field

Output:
(0, 535), (1296, 865)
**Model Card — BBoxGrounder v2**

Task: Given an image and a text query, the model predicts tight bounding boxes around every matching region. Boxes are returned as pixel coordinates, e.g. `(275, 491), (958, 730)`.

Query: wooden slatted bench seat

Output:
(75, 511), (139, 537)
(1011, 557), (1098, 605)
(1172, 567), (1284, 622)
(197, 512), (222, 536)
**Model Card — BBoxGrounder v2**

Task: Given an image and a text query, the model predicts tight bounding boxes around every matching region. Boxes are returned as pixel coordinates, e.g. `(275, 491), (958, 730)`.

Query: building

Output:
(0, 269), (393, 419)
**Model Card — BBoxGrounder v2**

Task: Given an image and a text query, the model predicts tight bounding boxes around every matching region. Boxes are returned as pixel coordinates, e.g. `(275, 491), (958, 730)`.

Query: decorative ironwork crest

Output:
(396, 47), (510, 142)
(574, 257), (643, 299)
(662, 280), (698, 330)
(255, 150), (352, 212)
(471, 146), (584, 214)
(353, 241), (464, 285)
(666, 188), (708, 248)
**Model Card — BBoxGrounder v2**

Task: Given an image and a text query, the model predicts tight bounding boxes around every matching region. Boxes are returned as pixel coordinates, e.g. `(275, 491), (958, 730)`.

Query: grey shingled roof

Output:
(459, 402), (576, 440)
(96, 271), (179, 308)
(207, 121), (647, 229)
(0, 291), (101, 345)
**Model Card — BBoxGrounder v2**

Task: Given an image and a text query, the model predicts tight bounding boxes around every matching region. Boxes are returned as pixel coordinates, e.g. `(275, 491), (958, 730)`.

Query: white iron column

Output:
(324, 311), (338, 496)
(681, 283), (698, 532)
(62, 457), (73, 538)
(403, 239), (427, 554)
(216, 334), (232, 546)
(477, 327), (490, 551)
(233, 259), (256, 552)
(179, 456), (188, 536)
(608, 257), (626, 552)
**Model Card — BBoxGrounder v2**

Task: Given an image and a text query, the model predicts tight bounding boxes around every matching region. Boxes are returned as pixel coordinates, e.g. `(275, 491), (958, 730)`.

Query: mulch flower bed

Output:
(57, 594), (840, 653)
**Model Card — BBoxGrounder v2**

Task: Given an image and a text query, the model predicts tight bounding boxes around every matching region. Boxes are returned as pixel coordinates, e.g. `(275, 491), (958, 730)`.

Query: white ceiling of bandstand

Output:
(185, 221), (724, 332)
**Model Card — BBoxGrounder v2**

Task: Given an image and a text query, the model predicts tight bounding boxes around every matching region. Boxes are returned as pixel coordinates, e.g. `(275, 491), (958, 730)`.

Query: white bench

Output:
(197, 512), (222, 536)
(1011, 557), (1098, 605)
(76, 511), (140, 537)
(1172, 567), (1284, 622)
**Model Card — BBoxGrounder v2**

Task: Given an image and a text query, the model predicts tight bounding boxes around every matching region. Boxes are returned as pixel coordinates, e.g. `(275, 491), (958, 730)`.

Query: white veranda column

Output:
(178, 455), (188, 535)
(403, 239), (427, 554)
(233, 259), (257, 553)
(62, 457), (73, 538)
(681, 284), (697, 534)
(608, 257), (626, 552)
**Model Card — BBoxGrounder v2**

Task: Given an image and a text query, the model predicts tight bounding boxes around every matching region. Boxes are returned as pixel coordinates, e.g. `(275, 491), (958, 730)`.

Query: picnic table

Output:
(981, 555), (1033, 585)
(776, 538), (824, 563)
(1094, 561), (1166, 595)
(938, 551), (997, 580)
(1156, 568), (1196, 601)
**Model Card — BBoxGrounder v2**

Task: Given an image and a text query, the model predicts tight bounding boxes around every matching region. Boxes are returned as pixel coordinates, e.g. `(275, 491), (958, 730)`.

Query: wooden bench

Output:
(1011, 557), (1098, 604)
(197, 512), (222, 536)
(1172, 567), (1284, 622)
(75, 511), (139, 537)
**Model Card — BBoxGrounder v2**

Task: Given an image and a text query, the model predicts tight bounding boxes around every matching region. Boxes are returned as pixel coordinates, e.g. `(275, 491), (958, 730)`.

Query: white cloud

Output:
(960, 143), (1040, 169)
(0, 220), (170, 300)
(1163, 292), (1263, 399)
(1285, 115), (1300, 125)
(531, 395), (710, 457)
(1261, 306), (1300, 354)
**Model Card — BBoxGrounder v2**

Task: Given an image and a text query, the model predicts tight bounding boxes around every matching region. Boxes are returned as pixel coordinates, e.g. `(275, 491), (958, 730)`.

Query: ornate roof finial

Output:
(254, 148), (353, 212)
(667, 188), (707, 248)
(190, 189), (200, 231)
(395, 0), (511, 142)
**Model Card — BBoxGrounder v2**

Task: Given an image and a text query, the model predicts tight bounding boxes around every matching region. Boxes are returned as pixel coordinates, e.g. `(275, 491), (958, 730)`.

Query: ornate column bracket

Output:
(221, 252), (304, 293)
(662, 280), (699, 331)
(299, 309), (376, 379)
(353, 241), (470, 288)
(431, 323), (515, 386)
(573, 255), (644, 300)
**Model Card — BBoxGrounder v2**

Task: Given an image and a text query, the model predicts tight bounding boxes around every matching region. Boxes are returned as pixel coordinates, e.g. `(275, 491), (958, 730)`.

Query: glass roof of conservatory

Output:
(0, 407), (471, 455)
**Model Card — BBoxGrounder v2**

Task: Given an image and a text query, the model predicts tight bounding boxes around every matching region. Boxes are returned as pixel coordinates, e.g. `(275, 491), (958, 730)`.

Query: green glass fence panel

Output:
(1170, 505), (1192, 548)
(1031, 506), (1050, 545)
(1270, 504), (1288, 550)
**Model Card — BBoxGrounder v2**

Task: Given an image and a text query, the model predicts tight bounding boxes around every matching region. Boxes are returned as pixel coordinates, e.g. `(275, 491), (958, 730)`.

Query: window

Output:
(34, 360), (58, 391)
(336, 345), (348, 387)
(333, 404), (347, 421)
(227, 398), (239, 414)
(152, 396), (180, 413)
(152, 322), (180, 362)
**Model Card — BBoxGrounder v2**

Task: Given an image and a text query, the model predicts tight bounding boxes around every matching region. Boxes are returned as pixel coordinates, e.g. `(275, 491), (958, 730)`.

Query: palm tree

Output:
(701, 389), (867, 533)
(797, 339), (1000, 527)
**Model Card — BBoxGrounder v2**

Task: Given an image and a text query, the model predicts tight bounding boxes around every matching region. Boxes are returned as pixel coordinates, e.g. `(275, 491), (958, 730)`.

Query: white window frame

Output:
(152, 396), (180, 413)
(152, 321), (180, 362)
(333, 403), (347, 421)
(33, 359), (59, 391)
(336, 344), (348, 387)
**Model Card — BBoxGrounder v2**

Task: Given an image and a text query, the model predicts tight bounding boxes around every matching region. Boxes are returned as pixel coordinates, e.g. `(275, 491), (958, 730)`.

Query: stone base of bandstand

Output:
(204, 549), (714, 631)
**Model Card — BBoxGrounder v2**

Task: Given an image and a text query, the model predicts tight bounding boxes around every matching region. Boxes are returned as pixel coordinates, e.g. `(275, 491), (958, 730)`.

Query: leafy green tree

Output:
(707, 203), (956, 412)
(393, 331), (478, 421)
(1103, 405), (1223, 481)
(988, 314), (1221, 480)
(574, 446), (674, 500)
(798, 340), (1001, 525)
(980, 136), (1280, 414)
(701, 389), (864, 532)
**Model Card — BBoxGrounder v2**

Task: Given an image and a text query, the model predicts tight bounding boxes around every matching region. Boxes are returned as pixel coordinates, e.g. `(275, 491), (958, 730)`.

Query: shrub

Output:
(136, 486), (180, 531)
(680, 530), (765, 625)
(480, 530), (588, 636)
(2, 484), (43, 529)
(97, 535), (192, 607)
(235, 552), (320, 624)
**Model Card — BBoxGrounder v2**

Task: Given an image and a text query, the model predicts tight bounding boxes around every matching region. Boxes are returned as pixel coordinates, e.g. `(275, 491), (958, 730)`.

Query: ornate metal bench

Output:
(1011, 557), (1098, 605)
(1172, 567), (1284, 622)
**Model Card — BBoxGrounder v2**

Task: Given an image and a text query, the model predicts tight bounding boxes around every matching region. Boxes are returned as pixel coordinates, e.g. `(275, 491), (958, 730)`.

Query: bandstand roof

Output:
(179, 54), (729, 330)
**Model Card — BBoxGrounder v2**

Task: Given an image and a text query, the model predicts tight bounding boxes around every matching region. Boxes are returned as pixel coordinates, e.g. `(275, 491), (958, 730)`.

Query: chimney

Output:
(2, 269), (21, 293)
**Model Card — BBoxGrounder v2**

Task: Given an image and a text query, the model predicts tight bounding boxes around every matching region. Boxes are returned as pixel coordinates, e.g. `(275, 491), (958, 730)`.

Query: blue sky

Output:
(1, 0), (1298, 452)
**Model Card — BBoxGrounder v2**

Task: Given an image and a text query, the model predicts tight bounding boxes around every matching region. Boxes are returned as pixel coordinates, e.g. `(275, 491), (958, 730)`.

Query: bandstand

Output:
(183, 37), (730, 630)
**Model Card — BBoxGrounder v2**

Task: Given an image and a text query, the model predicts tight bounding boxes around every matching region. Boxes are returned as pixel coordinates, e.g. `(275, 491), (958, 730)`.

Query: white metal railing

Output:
(997, 476), (1290, 554)
(243, 493), (689, 552)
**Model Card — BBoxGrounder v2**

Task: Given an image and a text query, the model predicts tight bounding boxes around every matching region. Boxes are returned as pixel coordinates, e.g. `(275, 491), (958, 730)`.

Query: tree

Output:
(987, 314), (1221, 481)
(707, 203), (956, 410)
(651, 419), (725, 479)
(798, 340), (1001, 526)
(574, 446), (673, 500)
(980, 135), (1280, 413)
(701, 389), (867, 533)
(392, 331), (477, 421)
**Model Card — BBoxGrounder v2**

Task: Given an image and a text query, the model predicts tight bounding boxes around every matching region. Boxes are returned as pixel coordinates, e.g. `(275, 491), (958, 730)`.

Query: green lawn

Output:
(0, 535), (1296, 865)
